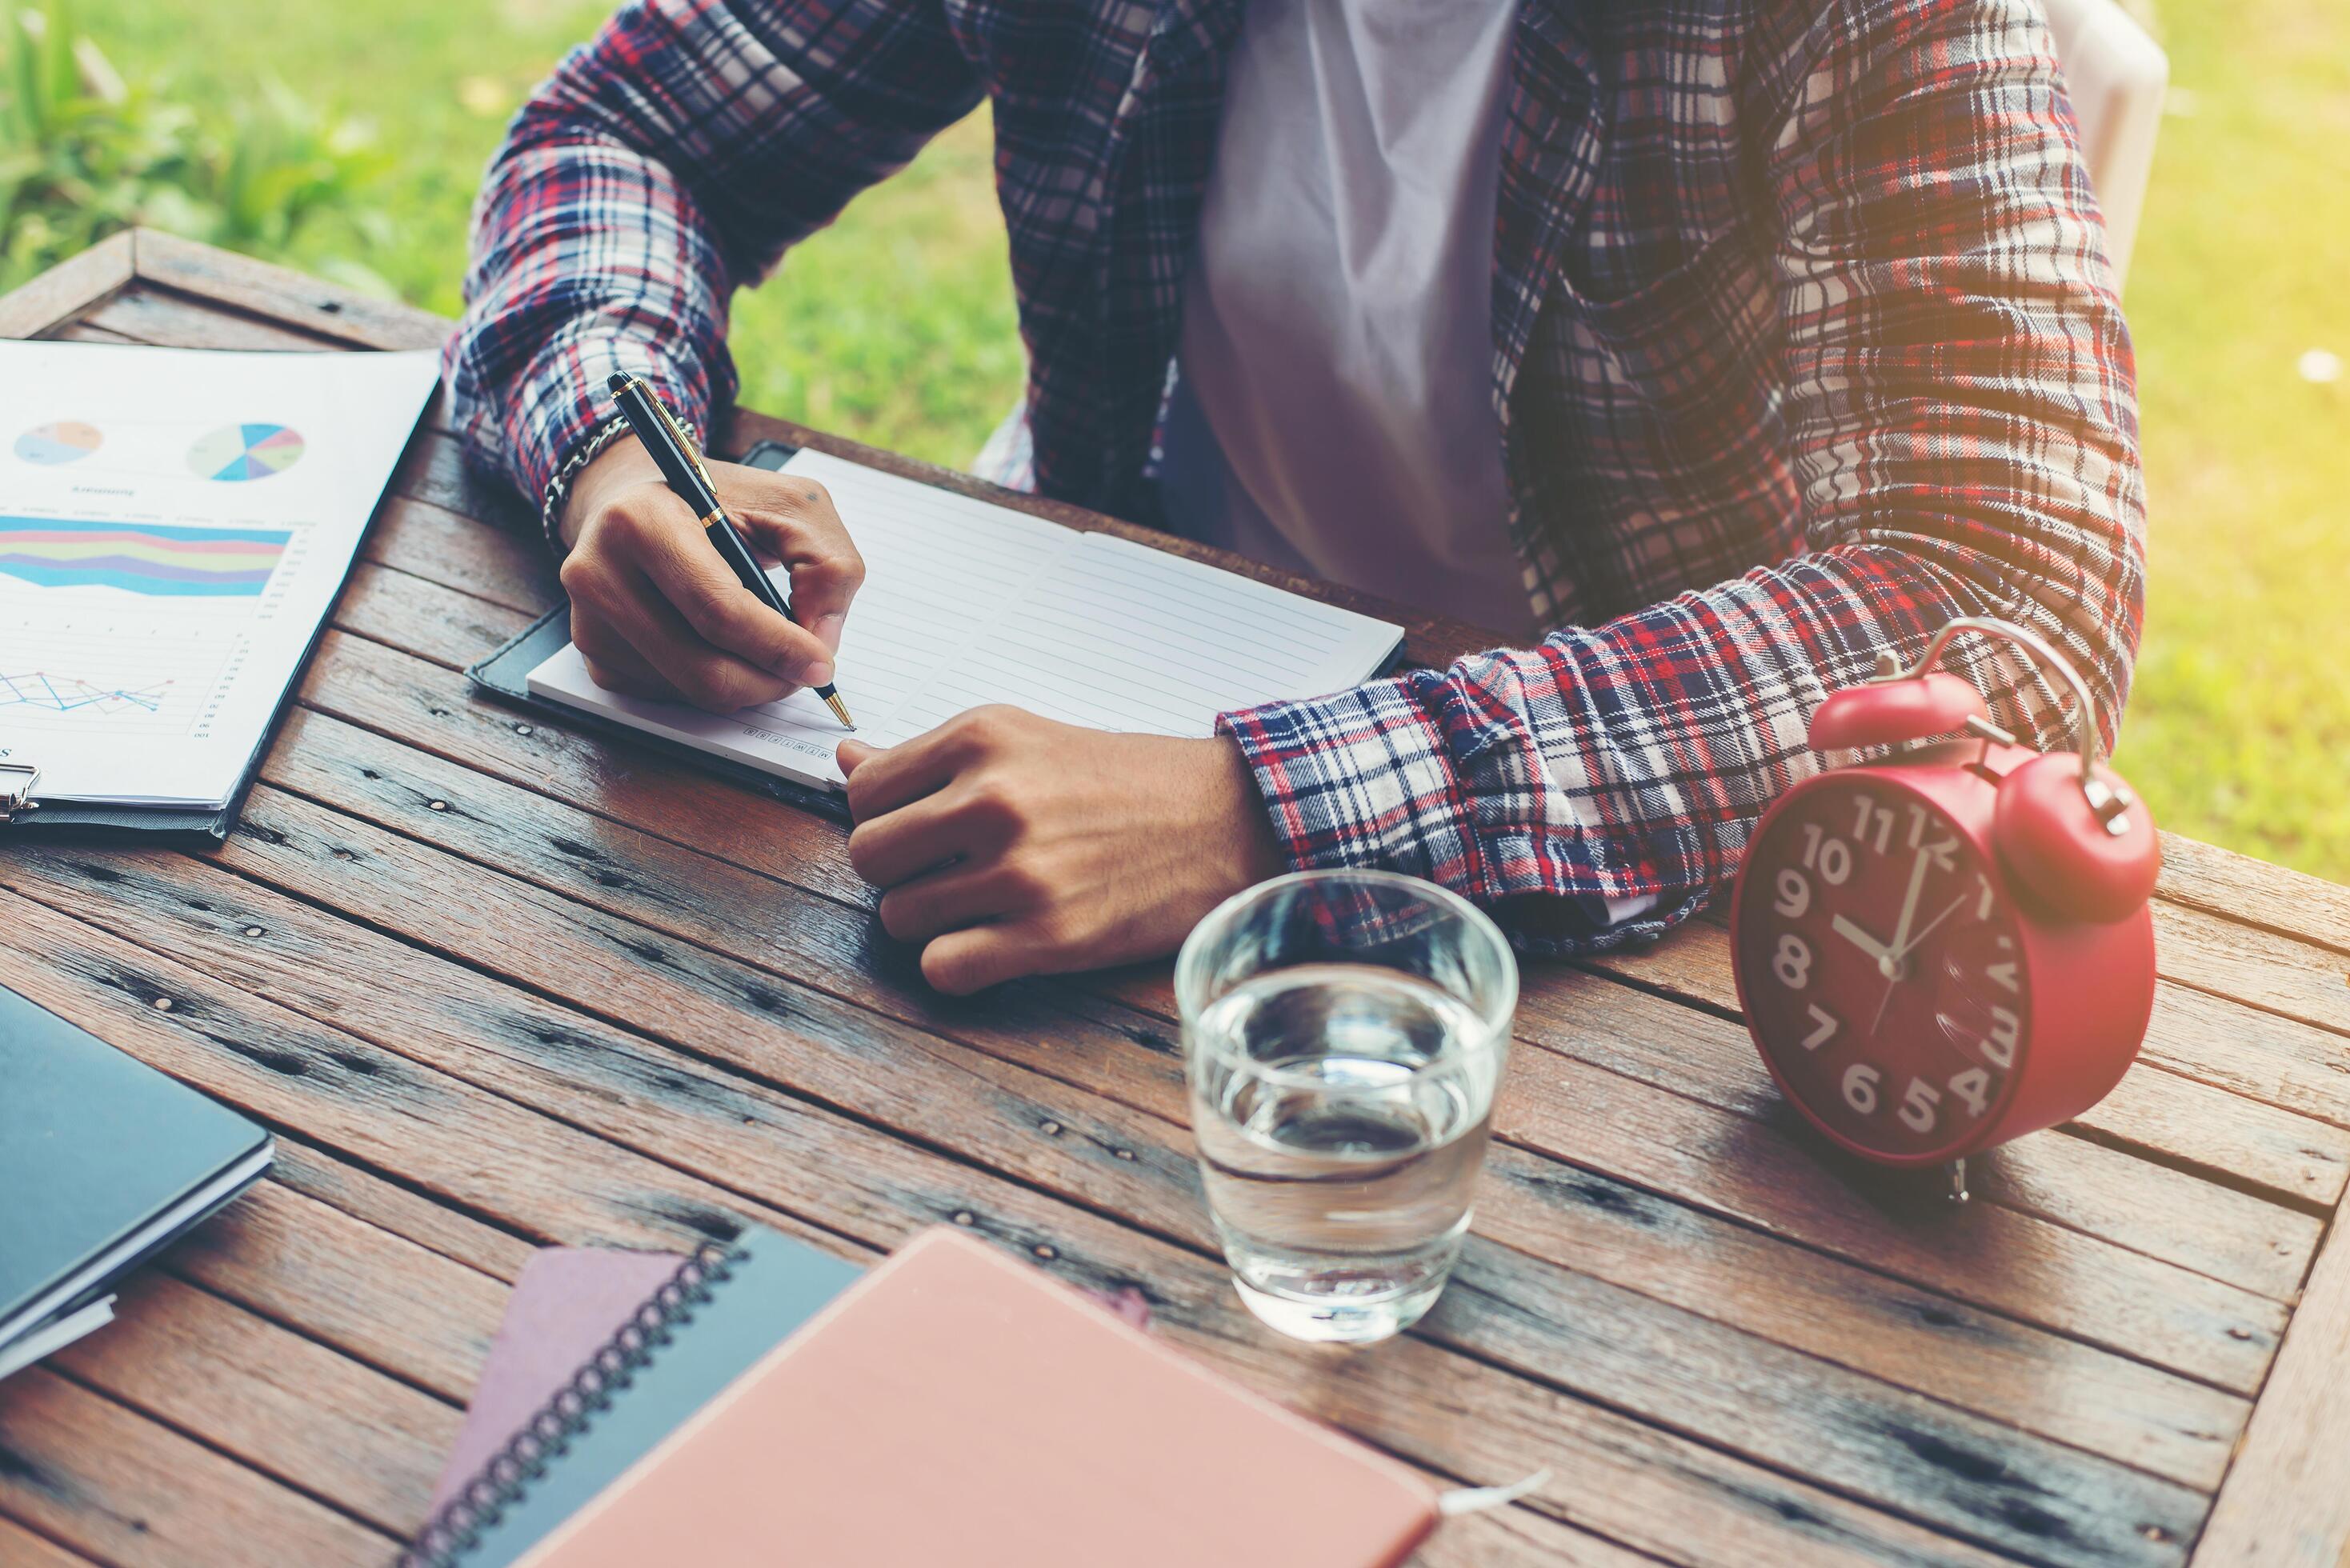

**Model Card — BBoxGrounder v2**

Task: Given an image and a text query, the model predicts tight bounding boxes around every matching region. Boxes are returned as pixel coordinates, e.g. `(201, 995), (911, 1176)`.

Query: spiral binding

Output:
(400, 1241), (741, 1568)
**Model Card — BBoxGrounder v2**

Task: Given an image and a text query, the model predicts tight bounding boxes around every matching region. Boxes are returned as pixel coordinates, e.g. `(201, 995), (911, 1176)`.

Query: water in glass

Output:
(1190, 962), (1499, 1343)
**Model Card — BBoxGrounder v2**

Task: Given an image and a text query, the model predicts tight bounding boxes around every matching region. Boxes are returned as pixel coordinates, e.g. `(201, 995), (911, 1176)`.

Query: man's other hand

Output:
(557, 441), (864, 711)
(839, 709), (1288, 994)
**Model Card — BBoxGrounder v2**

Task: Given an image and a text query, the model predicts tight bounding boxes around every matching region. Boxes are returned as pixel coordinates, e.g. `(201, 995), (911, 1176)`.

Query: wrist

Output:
(1214, 736), (1289, 889)
(558, 440), (663, 550)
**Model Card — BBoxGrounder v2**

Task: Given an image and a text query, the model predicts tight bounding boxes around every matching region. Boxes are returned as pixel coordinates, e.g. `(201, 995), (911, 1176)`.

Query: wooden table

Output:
(3, 231), (2348, 1568)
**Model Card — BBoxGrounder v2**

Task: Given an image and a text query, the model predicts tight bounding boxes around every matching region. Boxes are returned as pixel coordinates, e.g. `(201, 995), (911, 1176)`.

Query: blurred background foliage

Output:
(8, 0), (2347, 884)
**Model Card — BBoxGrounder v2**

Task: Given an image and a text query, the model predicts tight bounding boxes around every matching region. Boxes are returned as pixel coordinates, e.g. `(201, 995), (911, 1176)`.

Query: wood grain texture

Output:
(162, 1178), (507, 1402)
(0, 887), (2024, 1568)
(6, 237), (2348, 1568)
(2192, 1213), (2350, 1564)
(0, 826), (2218, 1562)
(0, 1368), (392, 1567)
(0, 229), (130, 338)
(0, 1513), (99, 1568)
(48, 1270), (458, 1536)
(218, 695), (2254, 1488)
(273, 618), (2291, 1390)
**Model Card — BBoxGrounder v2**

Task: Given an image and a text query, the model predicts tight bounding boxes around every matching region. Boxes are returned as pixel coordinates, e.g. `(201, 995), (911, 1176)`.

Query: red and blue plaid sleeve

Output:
(444, 0), (983, 545)
(1222, 0), (2145, 955)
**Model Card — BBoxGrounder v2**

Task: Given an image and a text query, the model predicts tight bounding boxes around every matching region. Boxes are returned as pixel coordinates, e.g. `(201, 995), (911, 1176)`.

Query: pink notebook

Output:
(514, 1228), (1439, 1567)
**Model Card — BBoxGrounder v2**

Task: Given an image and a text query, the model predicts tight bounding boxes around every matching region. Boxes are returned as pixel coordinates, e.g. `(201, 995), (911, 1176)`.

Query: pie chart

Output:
(15, 420), (102, 466)
(189, 422), (306, 482)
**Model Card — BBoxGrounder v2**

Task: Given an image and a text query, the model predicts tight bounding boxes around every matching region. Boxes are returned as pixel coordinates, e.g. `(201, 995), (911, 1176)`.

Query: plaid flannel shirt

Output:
(448, 0), (2144, 954)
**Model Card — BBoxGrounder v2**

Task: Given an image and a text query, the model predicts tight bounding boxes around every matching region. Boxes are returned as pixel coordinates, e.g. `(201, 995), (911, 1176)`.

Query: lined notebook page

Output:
(899, 533), (1403, 736)
(529, 450), (1403, 790)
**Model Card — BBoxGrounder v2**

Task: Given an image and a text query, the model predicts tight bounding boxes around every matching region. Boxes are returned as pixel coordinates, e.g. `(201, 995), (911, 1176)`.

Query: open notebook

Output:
(525, 450), (1404, 790)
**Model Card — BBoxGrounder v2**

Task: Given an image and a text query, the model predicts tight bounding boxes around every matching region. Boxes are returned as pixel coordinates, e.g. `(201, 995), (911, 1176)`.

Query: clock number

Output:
(1798, 823), (1852, 886)
(1985, 958), (2020, 994)
(1773, 933), (1812, 990)
(1841, 1062), (1880, 1115)
(1975, 874), (1997, 922)
(1801, 1004), (1839, 1051)
(1852, 796), (1893, 854)
(1948, 1067), (1991, 1118)
(1773, 868), (1811, 918)
(1899, 1078), (1941, 1134)
(1981, 1006), (2021, 1069)
(1904, 806), (1959, 871)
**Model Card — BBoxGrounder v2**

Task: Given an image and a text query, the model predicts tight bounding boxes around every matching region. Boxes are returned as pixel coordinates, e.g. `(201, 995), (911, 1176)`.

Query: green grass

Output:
(74, 0), (2350, 884)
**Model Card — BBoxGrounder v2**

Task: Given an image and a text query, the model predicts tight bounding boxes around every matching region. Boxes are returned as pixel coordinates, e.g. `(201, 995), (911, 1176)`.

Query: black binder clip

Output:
(0, 762), (39, 825)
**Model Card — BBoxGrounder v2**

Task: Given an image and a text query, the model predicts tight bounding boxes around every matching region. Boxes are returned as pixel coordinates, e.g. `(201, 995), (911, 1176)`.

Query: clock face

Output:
(1738, 779), (2032, 1160)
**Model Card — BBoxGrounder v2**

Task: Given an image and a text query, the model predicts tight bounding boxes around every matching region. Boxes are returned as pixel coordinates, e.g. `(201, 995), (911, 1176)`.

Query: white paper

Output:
(0, 1294), (114, 1382)
(0, 342), (442, 806)
(528, 448), (1404, 789)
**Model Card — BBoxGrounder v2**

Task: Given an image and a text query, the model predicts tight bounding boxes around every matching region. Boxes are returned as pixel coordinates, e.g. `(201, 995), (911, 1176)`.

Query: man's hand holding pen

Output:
(557, 439), (865, 713)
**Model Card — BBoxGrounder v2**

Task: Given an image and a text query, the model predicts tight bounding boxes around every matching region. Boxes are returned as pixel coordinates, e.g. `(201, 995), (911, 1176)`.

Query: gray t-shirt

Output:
(1159, 0), (1532, 640)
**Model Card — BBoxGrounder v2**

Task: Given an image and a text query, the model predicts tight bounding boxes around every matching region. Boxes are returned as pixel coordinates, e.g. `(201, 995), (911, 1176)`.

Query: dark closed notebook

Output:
(0, 982), (274, 1354)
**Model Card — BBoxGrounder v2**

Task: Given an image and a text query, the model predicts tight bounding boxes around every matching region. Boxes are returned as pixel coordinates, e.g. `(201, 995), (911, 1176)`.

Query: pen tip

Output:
(607, 371), (632, 394)
(823, 692), (856, 731)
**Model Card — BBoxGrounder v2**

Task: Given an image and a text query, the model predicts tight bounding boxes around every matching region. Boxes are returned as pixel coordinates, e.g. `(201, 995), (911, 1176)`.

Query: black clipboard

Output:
(462, 438), (851, 825)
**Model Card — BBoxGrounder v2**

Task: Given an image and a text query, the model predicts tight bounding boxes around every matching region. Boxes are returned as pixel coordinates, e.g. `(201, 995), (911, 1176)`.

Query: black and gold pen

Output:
(605, 372), (855, 730)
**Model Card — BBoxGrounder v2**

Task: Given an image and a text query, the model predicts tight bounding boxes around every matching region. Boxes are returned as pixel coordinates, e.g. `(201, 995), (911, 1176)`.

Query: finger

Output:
(841, 726), (971, 822)
(920, 922), (1047, 995)
(601, 562), (799, 713)
(632, 508), (837, 686)
(719, 468), (865, 653)
(577, 645), (679, 703)
(877, 864), (1027, 944)
(837, 738), (881, 778)
(847, 788), (991, 888)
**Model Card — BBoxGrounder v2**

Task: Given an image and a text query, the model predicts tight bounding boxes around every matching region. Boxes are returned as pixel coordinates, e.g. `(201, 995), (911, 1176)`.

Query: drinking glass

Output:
(1176, 870), (1516, 1344)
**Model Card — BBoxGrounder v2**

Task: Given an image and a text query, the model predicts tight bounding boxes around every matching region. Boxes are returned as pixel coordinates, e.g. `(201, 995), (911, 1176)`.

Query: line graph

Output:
(0, 669), (175, 716)
(0, 623), (231, 739)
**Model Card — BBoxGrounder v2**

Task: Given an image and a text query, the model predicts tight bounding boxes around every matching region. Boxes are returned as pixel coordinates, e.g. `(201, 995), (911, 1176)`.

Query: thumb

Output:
(838, 738), (879, 778)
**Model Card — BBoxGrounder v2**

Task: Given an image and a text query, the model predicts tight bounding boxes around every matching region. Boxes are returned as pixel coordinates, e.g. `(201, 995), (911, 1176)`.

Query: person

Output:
(448, 0), (2144, 994)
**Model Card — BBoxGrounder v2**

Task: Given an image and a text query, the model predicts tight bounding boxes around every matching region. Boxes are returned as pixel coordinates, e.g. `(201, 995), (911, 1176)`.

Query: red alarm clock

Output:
(1730, 618), (2160, 1196)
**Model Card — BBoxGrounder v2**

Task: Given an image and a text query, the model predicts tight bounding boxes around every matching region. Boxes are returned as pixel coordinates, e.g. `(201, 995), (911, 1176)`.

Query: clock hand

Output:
(1892, 892), (1970, 964)
(1831, 914), (1896, 971)
(1887, 845), (1933, 958)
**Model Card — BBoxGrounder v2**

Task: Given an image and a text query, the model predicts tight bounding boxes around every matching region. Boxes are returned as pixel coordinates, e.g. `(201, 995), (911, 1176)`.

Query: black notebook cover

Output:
(406, 1225), (863, 1568)
(0, 982), (274, 1343)
(463, 439), (847, 824)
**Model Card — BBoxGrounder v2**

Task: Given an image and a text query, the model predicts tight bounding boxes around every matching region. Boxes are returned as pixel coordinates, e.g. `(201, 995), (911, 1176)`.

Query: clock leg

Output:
(1944, 1158), (1970, 1205)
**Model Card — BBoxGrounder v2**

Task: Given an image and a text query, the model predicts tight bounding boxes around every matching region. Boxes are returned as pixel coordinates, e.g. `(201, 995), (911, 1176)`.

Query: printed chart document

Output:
(0, 341), (441, 808)
(528, 450), (1405, 789)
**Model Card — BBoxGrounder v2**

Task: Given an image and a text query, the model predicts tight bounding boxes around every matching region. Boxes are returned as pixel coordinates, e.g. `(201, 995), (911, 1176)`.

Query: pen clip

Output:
(627, 376), (721, 496)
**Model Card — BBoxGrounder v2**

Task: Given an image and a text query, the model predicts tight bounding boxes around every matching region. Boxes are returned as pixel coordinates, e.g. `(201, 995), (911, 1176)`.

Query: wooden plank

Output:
(0, 890), (2064, 1568)
(316, 560), (2348, 1239)
(2132, 982), (2350, 1136)
(2192, 1214), (2350, 1564)
(2157, 831), (2350, 958)
(334, 561), (533, 672)
(80, 285), (349, 353)
(364, 495), (561, 616)
(1495, 972), (2320, 1301)
(274, 629), (2290, 1394)
(0, 1514), (98, 1568)
(2154, 900), (2350, 1040)
(130, 227), (449, 351)
(0, 1368), (391, 1567)
(1570, 910), (2350, 1210)
(163, 1178), (506, 1403)
(269, 1135), (538, 1283)
(0, 230), (132, 338)
(192, 765), (2250, 1488)
(49, 1271), (458, 1536)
